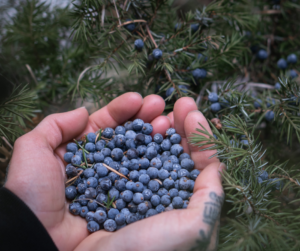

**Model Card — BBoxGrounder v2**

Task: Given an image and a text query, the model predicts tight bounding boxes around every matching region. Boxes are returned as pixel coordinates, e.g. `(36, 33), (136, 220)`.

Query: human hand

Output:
(5, 93), (172, 251)
(74, 97), (225, 251)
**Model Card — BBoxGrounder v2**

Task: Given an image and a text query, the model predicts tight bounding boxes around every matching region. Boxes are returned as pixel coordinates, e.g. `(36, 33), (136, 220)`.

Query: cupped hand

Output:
(5, 93), (225, 251)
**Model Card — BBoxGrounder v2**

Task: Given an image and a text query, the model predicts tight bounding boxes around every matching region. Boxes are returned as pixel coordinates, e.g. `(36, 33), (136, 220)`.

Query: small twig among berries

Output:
(73, 139), (89, 154)
(154, 179), (162, 185)
(102, 163), (129, 180)
(66, 170), (83, 187)
(74, 198), (107, 209)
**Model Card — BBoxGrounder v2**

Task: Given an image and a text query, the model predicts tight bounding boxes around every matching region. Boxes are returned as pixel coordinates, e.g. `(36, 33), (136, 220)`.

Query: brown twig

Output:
(270, 173), (300, 187)
(102, 163), (129, 180)
(146, 24), (157, 48)
(65, 170), (83, 187)
(1, 137), (13, 150)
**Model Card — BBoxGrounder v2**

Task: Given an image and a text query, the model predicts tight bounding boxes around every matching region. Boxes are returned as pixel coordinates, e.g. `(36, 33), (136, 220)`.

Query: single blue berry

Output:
(139, 174), (150, 185)
(85, 187), (97, 199)
(161, 139), (171, 151)
(100, 177), (112, 191)
(64, 152), (74, 163)
(166, 87), (175, 97)
(163, 178), (175, 190)
(277, 58), (287, 69)
(80, 206), (89, 218)
(170, 133), (181, 144)
(87, 177), (98, 188)
(77, 183), (87, 194)
(108, 208), (120, 220)
(66, 143), (78, 154)
(132, 182), (144, 193)
(208, 92), (219, 103)
(134, 134), (145, 146)
(257, 49), (268, 60)
(211, 103), (221, 113)
(142, 123), (153, 135)
(132, 119), (144, 131)
(158, 169), (170, 180)
(102, 128), (114, 138)
(126, 213), (139, 223)
(181, 158), (194, 171)
(115, 213), (126, 225)
(145, 209), (158, 218)
(66, 165), (77, 178)
(192, 68), (207, 80)
(145, 135), (152, 145)
(169, 155), (179, 164)
(87, 200), (98, 211)
(190, 169), (200, 180)
(172, 196), (184, 209)
(178, 85), (189, 93)
(142, 189), (153, 200)
(104, 219), (117, 232)
(179, 153), (190, 162)
(259, 170), (269, 181)
(120, 190), (133, 202)
(163, 160), (173, 172)
(152, 48), (163, 60)
(124, 19), (135, 32)
(179, 190), (190, 200)
(153, 133), (163, 144)
(177, 169), (190, 179)
(178, 177), (190, 190)
(111, 148), (124, 161)
(104, 157), (113, 166)
(87, 132), (97, 143)
(147, 167), (158, 179)
(148, 180), (160, 192)
(290, 69), (298, 79)
(133, 193), (144, 204)
(101, 148), (111, 157)
(287, 54), (297, 64)
(83, 168), (95, 178)
(137, 203), (148, 215)
(134, 39), (144, 51)
(94, 210), (107, 224)
(265, 111), (275, 122)
(191, 23), (199, 33)
(87, 221), (100, 233)
(125, 130), (137, 140)
(169, 188), (179, 198)
(65, 186), (77, 200)
(170, 170), (178, 180)
(69, 202), (81, 215)
(274, 82), (281, 90)
(71, 155), (81, 165)
(161, 195), (171, 206)
(150, 157), (162, 168)
(138, 157), (150, 169)
(170, 144), (183, 156)
(145, 146), (157, 160)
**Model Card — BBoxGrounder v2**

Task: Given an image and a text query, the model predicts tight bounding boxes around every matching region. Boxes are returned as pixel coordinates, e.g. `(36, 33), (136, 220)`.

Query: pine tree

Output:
(1, 0), (300, 250)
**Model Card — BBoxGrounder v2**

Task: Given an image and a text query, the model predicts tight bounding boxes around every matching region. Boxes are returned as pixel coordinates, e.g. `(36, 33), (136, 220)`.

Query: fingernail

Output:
(79, 106), (86, 110)
(188, 109), (203, 115)
(165, 116), (171, 123)
(135, 92), (143, 98)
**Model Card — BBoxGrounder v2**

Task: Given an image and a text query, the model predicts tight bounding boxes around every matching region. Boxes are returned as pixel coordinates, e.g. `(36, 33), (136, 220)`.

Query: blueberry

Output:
(179, 190), (190, 200)
(93, 210), (107, 224)
(145, 209), (158, 218)
(87, 221), (100, 233)
(94, 163), (107, 177)
(170, 134), (181, 144)
(145, 135), (152, 145)
(111, 148), (123, 161)
(86, 132), (96, 143)
(85, 142), (96, 152)
(84, 168), (95, 178)
(100, 177), (112, 191)
(104, 219), (117, 232)
(208, 92), (219, 103)
(172, 196), (184, 209)
(163, 160), (173, 172)
(150, 157), (162, 168)
(78, 195), (88, 206)
(104, 157), (113, 166)
(115, 179), (126, 192)
(71, 155), (81, 165)
(133, 193), (144, 204)
(161, 139), (171, 151)
(137, 203), (148, 215)
(136, 145), (147, 157)
(108, 172), (120, 183)
(139, 170), (147, 175)
(290, 69), (298, 79)
(64, 152), (74, 163)
(163, 178), (175, 190)
(181, 158), (195, 171)
(86, 211), (95, 222)
(124, 121), (133, 131)
(265, 111), (275, 122)
(259, 170), (269, 180)
(192, 68), (207, 80)
(87, 177), (98, 188)
(120, 190), (133, 202)
(109, 161), (121, 171)
(134, 134), (145, 146)
(80, 206), (89, 218)
(156, 204), (165, 213)
(145, 146), (157, 160)
(147, 167), (158, 179)
(66, 165), (77, 178)
(158, 169), (170, 180)
(170, 144), (183, 156)
(141, 123), (153, 135)
(108, 208), (120, 219)
(257, 49), (268, 60)
(106, 140), (115, 150)
(161, 151), (171, 163)
(126, 139), (136, 149)
(65, 186), (77, 200)
(166, 87), (175, 97)
(170, 170), (178, 180)
(87, 200), (98, 211)
(139, 174), (150, 185)
(132, 119), (144, 131)
(95, 140), (106, 151)
(127, 149), (139, 161)
(129, 170), (139, 181)
(142, 189), (153, 200)
(277, 58), (287, 69)
(125, 181), (135, 191)
(102, 128), (114, 138)
(69, 202), (81, 215)
(153, 133), (163, 144)
(108, 187), (120, 201)
(152, 48), (163, 60)
(211, 103), (221, 113)
(287, 53), (297, 64)
(115, 135), (126, 148)
(148, 142), (161, 153)
(274, 82), (281, 90)
(178, 169), (190, 179)
(190, 169), (200, 180)
(124, 19), (135, 32)
(161, 195), (171, 206)
(126, 213), (139, 223)
(66, 143), (78, 154)
(94, 152), (105, 163)
(115, 213), (126, 225)
(121, 208), (131, 216)
(191, 23), (199, 33)
(179, 177), (190, 190)
(119, 167), (129, 177)
(148, 180), (160, 192)
(169, 188), (179, 198)
(128, 202), (138, 213)
(132, 182), (144, 193)
(86, 153), (94, 164)
(150, 195), (161, 207)
(178, 84), (189, 94)
(101, 148), (111, 157)
(136, 212), (145, 220)
(157, 188), (168, 197)
(115, 198), (126, 210)
(138, 157), (150, 169)
(254, 99), (262, 109)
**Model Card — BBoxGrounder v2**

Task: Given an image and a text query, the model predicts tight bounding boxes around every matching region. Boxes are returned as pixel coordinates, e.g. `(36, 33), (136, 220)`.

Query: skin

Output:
(5, 93), (225, 251)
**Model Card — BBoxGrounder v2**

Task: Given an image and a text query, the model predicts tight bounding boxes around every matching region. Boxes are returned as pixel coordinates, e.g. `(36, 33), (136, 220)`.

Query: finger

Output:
(151, 116), (171, 136)
(184, 110), (219, 170)
(167, 112), (174, 128)
(132, 94), (166, 122)
(87, 92), (143, 132)
(29, 107), (89, 150)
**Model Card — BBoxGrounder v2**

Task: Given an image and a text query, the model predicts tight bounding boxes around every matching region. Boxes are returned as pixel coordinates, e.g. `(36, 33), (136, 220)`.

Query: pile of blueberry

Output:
(64, 120), (199, 233)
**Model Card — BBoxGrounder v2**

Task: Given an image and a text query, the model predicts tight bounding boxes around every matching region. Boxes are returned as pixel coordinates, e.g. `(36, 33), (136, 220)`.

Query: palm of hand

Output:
(5, 93), (224, 251)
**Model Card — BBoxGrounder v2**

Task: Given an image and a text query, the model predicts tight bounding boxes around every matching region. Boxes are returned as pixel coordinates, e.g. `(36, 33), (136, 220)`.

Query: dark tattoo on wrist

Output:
(190, 192), (224, 251)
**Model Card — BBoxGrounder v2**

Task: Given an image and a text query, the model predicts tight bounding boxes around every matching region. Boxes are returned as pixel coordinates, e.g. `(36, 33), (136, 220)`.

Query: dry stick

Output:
(112, 0), (121, 25)
(25, 64), (38, 86)
(123, 0), (128, 10)
(1, 136), (13, 150)
(270, 173), (300, 187)
(146, 24), (157, 48)
(74, 198), (107, 209)
(101, 5), (105, 27)
(102, 163), (129, 180)
(154, 179), (162, 185)
(66, 170), (83, 186)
